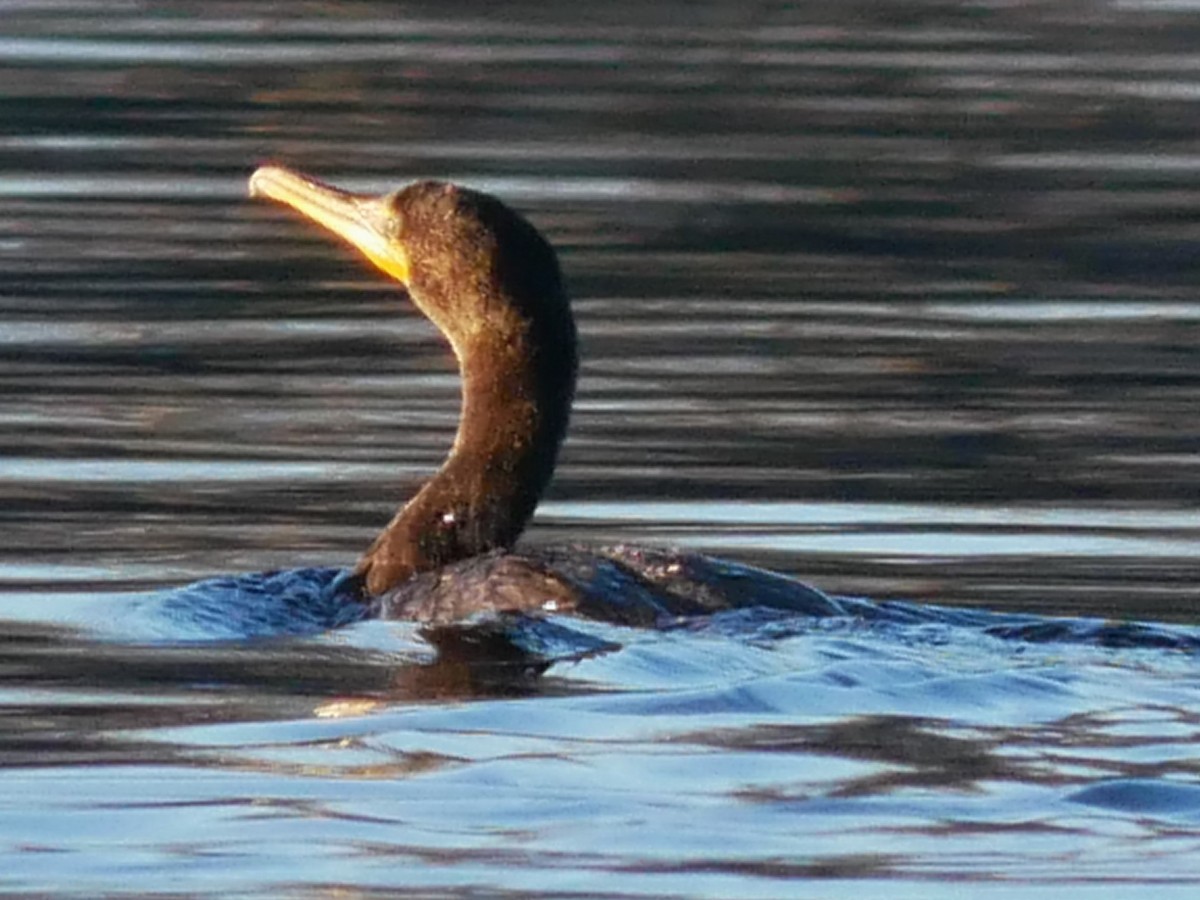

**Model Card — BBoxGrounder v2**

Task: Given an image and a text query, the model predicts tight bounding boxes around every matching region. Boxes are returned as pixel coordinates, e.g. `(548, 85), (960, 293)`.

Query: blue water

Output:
(5, 582), (1200, 896)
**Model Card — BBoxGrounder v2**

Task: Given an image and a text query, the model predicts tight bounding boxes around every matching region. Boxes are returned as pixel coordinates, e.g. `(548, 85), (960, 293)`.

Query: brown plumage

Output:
(250, 168), (575, 596)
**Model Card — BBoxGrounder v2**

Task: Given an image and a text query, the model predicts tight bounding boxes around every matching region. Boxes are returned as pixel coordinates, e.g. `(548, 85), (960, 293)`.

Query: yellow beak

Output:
(248, 165), (411, 286)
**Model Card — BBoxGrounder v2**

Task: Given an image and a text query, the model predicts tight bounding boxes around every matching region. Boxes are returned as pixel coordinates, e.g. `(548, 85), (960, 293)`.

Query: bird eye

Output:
(383, 194), (406, 239)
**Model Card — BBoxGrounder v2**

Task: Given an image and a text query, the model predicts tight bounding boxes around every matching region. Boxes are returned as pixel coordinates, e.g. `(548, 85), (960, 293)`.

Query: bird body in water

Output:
(249, 167), (837, 625)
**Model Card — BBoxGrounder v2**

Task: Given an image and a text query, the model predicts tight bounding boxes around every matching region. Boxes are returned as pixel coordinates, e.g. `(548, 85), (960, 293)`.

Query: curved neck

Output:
(355, 307), (576, 597)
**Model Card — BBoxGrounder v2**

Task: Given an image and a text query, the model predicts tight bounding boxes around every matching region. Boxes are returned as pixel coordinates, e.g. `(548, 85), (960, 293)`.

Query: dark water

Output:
(3, 1), (1200, 895)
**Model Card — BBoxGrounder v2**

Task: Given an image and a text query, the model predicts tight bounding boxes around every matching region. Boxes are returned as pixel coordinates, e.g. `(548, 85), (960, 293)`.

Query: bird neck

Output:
(355, 322), (575, 597)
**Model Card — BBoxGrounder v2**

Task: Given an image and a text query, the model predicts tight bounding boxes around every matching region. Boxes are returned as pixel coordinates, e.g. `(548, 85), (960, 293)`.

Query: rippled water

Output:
(2, 1), (1200, 896)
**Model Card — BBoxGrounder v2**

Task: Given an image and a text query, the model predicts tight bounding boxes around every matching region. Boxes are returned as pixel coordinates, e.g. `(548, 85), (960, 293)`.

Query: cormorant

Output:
(249, 166), (836, 626)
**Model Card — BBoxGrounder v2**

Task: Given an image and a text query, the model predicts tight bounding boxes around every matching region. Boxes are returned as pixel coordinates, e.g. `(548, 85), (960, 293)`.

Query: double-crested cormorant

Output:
(249, 166), (837, 625)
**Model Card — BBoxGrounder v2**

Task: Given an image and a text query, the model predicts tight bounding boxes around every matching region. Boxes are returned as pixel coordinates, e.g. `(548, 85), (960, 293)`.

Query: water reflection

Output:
(0, 615), (590, 769)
